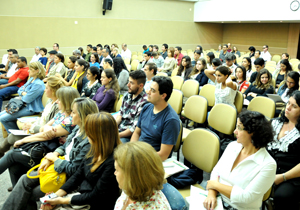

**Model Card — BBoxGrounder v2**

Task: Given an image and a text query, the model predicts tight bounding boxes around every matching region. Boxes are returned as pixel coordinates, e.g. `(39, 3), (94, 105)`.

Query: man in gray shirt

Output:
(219, 44), (229, 63)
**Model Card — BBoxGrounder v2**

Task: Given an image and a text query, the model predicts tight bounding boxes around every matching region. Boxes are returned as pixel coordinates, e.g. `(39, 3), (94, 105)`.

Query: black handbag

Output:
(19, 142), (49, 167)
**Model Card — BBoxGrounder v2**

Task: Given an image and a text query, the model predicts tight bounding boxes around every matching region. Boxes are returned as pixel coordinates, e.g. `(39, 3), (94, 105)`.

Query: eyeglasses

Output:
(236, 125), (244, 131)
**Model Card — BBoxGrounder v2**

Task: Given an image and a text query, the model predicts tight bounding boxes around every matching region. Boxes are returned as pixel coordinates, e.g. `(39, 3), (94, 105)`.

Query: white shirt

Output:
(30, 54), (41, 63)
(214, 80), (237, 107)
(2, 54), (8, 65)
(121, 49), (132, 60)
(100, 55), (113, 67)
(7, 63), (18, 77)
(211, 141), (276, 210)
(65, 130), (81, 161)
(260, 51), (272, 62)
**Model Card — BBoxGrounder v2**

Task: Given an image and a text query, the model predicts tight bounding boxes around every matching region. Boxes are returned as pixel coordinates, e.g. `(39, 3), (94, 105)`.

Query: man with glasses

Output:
(219, 44), (229, 63)
(260, 45), (271, 62)
(131, 76), (180, 161)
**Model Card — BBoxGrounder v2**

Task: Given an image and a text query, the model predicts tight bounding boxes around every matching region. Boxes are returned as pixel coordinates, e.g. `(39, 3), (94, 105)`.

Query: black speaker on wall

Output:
(103, 0), (113, 14)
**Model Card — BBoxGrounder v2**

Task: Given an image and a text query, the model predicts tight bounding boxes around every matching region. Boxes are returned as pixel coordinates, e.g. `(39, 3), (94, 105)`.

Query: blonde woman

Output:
(112, 47), (122, 58)
(93, 69), (120, 112)
(114, 141), (171, 210)
(0, 61), (46, 132)
(0, 76), (64, 157)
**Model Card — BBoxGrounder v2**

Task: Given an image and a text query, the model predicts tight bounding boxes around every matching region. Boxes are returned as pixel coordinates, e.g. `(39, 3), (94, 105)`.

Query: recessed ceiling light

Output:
(258, 21), (261, 22)
(222, 22), (224, 23)
(280, 21), (283, 22)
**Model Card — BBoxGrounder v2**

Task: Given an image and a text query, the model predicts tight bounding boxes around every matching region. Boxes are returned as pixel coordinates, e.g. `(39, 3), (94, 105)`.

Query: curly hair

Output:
(278, 90), (300, 131)
(177, 56), (192, 77)
(238, 110), (274, 149)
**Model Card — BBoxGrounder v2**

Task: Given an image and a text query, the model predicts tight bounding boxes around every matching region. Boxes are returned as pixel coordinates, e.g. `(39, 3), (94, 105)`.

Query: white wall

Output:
(194, 0), (300, 22)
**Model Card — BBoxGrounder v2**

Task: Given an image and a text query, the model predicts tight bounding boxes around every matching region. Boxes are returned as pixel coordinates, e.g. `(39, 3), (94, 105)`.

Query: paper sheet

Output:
(8, 129), (31, 136)
(189, 185), (223, 210)
(17, 117), (39, 123)
(163, 158), (189, 178)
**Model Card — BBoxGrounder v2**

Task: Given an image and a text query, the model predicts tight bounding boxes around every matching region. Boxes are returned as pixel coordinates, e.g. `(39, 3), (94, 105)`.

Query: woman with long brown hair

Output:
(71, 59), (89, 94)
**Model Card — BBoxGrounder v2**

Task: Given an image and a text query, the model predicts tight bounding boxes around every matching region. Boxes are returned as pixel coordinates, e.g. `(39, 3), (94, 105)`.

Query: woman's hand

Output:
(21, 92), (27, 96)
(45, 152), (59, 162)
(14, 140), (24, 148)
(274, 174), (285, 185)
(22, 122), (32, 131)
(39, 203), (56, 210)
(207, 176), (220, 191)
(44, 197), (70, 206)
(38, 158), (52, 174)
(43, 127), (57, 139)
(203, 195), (217, 210)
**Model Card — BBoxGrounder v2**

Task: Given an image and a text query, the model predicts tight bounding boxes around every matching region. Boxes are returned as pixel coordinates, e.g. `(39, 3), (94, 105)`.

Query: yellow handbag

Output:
(27, 156), (67, 193)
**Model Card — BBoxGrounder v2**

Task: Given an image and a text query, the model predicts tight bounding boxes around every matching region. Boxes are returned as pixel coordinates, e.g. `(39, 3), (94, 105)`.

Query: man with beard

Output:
(115, 70), (148, 143)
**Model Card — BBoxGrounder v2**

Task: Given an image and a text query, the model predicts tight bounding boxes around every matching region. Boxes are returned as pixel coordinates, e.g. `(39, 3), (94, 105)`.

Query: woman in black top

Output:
(243, 69), (274, 103)
(273, 59), (293, 88)
(177, 56), (193, 81)
(81, 66), (101, 99)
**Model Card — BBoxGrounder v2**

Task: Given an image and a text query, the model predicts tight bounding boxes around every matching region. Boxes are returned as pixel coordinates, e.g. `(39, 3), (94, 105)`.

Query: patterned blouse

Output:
(81, 80), (101, 99)
(114, 191), (171, 210)
(53, 111), (75, 144)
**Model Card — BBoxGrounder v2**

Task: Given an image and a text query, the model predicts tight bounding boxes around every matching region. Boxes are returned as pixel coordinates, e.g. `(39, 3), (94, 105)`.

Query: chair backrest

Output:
(277, 80), (285, 93)
(181, 79), (199, 98)
(124, 58), (130, 65)
(263, 186), (272, 201)
(234, 91), (244, 114)
(182, 128), (220, 173)
(173, 121), (183, 153)
(116, 95), (123, 112)
(156, 72), (168, 77)
(137, 51), (143, 56)
(111, 95), (120, 112)
(137, 55), (143, 62)
(265, 66), (276, 73)
(42, 91), (49, 107)
(184, 95), (207, 124)
(131, 54), (138, 61)
(247, 96), (275, 119)
(131, 51), (137, 56)
(171, 67), (179, 77)
(208, 103), (237, 135)
(272, 55), (281, 63)
(126, 64), (131, 71)
(199, 84), (216, 107)
(266, 61), (276, 66)
(168, 89), (183, 115)
(271, 78), (276, 91)
(171, 76), (184, 90)
(131, 60), (139, 71)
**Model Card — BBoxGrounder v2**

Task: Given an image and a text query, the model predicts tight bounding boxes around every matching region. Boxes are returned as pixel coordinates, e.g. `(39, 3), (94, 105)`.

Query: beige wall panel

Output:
(195, 22), (223, 50)
(287, 23), (300, 58)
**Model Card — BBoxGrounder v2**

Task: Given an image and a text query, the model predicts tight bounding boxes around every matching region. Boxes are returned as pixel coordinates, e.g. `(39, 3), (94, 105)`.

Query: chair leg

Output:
(177, 150), (180, 161)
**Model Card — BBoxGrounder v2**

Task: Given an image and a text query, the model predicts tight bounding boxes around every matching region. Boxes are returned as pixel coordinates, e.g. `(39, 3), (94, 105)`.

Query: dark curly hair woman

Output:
(203, 110), (276, 210)
(268, 90), (300, 209)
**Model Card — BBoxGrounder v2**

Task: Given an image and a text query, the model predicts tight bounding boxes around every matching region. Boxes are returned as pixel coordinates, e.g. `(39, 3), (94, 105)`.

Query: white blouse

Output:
(214, 80), (237, 107)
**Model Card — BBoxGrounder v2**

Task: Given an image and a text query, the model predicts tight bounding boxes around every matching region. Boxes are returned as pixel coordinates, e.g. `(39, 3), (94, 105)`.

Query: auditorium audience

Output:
(120, 43), (131, 60)
(189, 58), (208, 87)
(206, 52), (215, 70)
(46, 53), (67, 79)
(93, 69), (120, 112)
(144, 62), (157, 91)
(273, 59), (293, 88)
(174, 46), (184, 66)
(1, 98), (98, 210)
(152, 51), (164, 68)
(30, 47), (41, 63)
(100, 48), (112, 67)
(177, 56), (193, 81)
(89, 53), (100, 69)
(81, 66), (101, 99)
(113, 57), (129, 95)
(261, 45), (272, 62)
(116, 70), (148, 143)
(137, 51), (153, 70)
(250, 58), (265, 83)
(219, 44), (229, 63)
(114, 141), (171, 209)
(268, 91), (300, 209)
(157, 47), (176, 76)
(38, 48), (48, 66)
(231, 46), (240, 57)
(56, 56), (78, 87)
(204, 110), (276, 210)
(85, 44), (92, 62)
(131, 76), (180, 161)
(71, 59), (89, 94)
(244, 69), (274, 104)
(235, 65), (250, 93)
(161, 43), (168, 59)
(277, 71), (300, 103)
(0, 76), (63, 157)
(242, 57), (253, 81)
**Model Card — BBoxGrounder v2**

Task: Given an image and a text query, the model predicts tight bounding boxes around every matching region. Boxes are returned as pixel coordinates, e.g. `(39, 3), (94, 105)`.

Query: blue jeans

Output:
(0, 78), (9, 85)
(0, 85), (18, 109)
(162, 183), (187, 210)
(120, 137), (131, 143)
(0, 106), (36, 133)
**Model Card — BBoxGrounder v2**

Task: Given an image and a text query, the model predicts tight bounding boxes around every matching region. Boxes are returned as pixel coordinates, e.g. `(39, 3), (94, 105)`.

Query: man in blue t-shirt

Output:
(131, 76), (180, 161)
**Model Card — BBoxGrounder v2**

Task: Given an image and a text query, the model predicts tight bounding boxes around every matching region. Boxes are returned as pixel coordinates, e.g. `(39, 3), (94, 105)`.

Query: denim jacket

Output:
(277, 84), (286, 96)
(18, 77), (45, 112)
(54, 126), (90, 176)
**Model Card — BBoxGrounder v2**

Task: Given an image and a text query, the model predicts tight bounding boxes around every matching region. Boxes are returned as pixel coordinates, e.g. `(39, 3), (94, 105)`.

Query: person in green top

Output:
(85, 44), (92, 62)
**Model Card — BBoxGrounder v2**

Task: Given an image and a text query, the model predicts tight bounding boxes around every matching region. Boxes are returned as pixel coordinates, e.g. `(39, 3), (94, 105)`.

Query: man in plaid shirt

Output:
(115, 70), (148, 143)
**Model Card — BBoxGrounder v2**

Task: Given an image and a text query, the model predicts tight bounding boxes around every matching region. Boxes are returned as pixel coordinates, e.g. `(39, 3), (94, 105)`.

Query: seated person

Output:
(205, 66), (237, 108)
(112, 47), (122, 58)
(243, 69), (274, 104)
(72, 49), (84, 59)
(174, 46), (184, 66)
(206, 52), (215, 70)
(176, 56), (193, 81)
(81, 66), (101, 99)
(142, 45), (149, 54)
(152, 51), (165, 68)
(70, 59), (89, 94)
(56, 56), (78, 87)
(0, 76), (64, 156)
(207, 58), (223, 86)
(242, 57), (253, 82)
(99, 48), (112, 67)
(204, 110), (276, 210)
(114, 141), (172, 209)
(276, 53), (290, 69)
(0, 56), (29, 109)
(268, 91), (300, 209)
(191, 50), (201, 67)
(0, 53), (19, 85)
(161, 43), (168, 59)
(2, 98), (99, 209)
(113, 57), (129, 95)
(219, 44), (229, 63)
(38, 48), (48, 66)
(116, 70), (148, 143)
(0, 61), (46, 133)
(45, 50), (57, 75)
(0, 49), (17, 69)
(249, 57), (266, 83)
(278, 71), (300, 103)
(92, 69), (120, 112)
(144, 63), (156, 92)
(223, 53), (237, 76)
(273, 59), (293, 88)
(188, 58), (208, 87)
(131, 76), (180, 161)
(46, 53), (67, 81)
(29, 47), (41, 63)
(89, 53), (100, 68)
(137, 51), (153, 70)
(248, 46), (256, 58)
(235, 65), (250, 94)
(0, 87), (79, 187)
(231, 46), (241, 57)
(158, 47), (176, 75)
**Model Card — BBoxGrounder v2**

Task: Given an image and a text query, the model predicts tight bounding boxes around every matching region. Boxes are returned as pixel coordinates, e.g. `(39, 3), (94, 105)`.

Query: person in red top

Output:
(235, 65), (250, 93)
(0, 57), (29, 109)
(174, 46), (184, 66)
